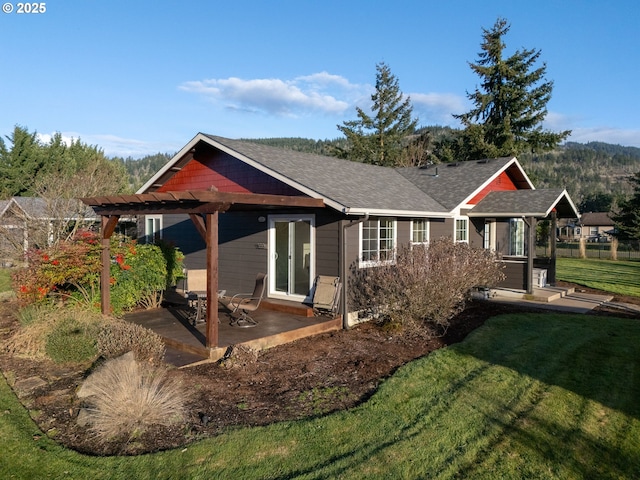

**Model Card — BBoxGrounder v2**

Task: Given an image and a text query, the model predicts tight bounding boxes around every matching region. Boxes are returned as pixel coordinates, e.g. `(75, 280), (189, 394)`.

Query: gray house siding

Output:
(314, 209), (342, 277)
(469, 218), (485, 248)
(150, 208), (344, 298)
(430, 218), (451, 240)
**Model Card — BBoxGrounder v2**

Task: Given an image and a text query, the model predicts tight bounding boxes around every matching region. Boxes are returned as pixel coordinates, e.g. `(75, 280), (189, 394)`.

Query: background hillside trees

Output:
(612, 171), (640, 242)
(336, 62), (418, 166)
(0, 126), (129, 254)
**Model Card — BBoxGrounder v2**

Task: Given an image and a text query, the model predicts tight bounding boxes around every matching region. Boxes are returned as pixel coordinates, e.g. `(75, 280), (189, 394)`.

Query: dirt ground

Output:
(1, 285), (639, 456)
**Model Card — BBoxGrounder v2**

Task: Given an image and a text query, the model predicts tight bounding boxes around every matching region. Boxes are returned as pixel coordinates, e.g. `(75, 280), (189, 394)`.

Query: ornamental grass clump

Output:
(351, 239), (505, 334)
(77, 352), (186, 443)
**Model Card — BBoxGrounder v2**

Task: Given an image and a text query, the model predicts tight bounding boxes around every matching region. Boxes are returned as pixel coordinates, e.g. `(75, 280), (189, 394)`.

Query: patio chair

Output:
(312, 275), (341, 317)
(219, 273), (267, 327)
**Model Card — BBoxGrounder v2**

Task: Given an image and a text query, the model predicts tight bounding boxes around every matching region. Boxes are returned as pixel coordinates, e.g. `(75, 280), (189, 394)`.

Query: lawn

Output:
(556, 257), (640, 297)
(1, 312), (639, 479)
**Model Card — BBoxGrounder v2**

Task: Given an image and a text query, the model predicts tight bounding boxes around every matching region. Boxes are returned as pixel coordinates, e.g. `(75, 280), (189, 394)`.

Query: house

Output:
(0, 196), (100, 266)
(82, 133), (579, 348)
(574, 212), (615, 242)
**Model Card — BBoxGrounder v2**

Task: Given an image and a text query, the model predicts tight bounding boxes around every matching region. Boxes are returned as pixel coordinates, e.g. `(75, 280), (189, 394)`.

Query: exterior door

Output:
(269, 215), (314, 300)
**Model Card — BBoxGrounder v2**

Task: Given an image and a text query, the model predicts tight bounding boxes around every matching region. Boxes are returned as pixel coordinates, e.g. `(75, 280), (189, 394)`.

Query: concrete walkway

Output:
(489, 286), (640, 315)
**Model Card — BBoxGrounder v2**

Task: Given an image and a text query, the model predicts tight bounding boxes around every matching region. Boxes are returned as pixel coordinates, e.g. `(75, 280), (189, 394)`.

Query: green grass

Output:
(2, 313), (639, 479)
(556, 257), (640, 297)
(0, 269), (11, 293)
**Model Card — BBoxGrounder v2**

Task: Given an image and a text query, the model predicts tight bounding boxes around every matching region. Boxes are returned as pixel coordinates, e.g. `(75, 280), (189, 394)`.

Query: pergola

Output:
(81, 190), (324, 348)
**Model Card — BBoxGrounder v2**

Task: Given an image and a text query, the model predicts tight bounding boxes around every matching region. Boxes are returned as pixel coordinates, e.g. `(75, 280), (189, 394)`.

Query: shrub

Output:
(4, 305), (104, 361)
(12, 230), (184, 316)
(77, 352), (185, 443)
(97, 320), (165, 364)
(45, 317), (99, 364)
(350, 239), (505, 333)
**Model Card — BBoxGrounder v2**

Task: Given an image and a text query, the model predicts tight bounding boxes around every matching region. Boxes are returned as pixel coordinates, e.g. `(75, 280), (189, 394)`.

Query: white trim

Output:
(458, 157), (536, 207)
(267, 214), (315, 302)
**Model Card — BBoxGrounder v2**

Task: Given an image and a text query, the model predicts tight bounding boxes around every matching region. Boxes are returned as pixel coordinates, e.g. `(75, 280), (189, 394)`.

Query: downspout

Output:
(341, 213), (369, 329)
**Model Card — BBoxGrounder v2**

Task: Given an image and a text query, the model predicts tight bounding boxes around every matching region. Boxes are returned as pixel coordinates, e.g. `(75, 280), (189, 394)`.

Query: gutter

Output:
(340, 213), (369, 329)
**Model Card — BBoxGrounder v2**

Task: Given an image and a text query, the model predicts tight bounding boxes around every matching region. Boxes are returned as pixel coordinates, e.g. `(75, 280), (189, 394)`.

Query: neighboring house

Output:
(0, 196), (99, 265)
(574, 212), (615, 242)
(125, 134), (578, 323)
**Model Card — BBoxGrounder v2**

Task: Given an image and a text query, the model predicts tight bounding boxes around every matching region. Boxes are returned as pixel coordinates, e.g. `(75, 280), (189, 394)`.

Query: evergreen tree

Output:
(337, 62), (418, 166)
(0, 126), (46, 196)
(453, 18), (570, 159)
(612, 171), (640, 242)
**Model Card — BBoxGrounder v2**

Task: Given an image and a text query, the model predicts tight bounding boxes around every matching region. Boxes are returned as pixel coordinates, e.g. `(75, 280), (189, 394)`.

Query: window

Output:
(589, 226), (598, 236)
(483, 221), (494, 250)
(509, 218), (525, 256)
(455, 217), (468, 243)
(360, 218), (396, 266)
(145, 215), (162, 244)
(411, 219), (429, 244)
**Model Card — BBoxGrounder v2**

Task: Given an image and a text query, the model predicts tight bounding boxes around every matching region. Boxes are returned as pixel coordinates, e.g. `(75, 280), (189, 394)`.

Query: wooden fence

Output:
(536, 242), (640, 260)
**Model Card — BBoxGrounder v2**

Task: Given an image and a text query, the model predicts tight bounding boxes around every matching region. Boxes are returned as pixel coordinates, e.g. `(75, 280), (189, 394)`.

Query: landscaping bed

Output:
(1, 288), (638, 456)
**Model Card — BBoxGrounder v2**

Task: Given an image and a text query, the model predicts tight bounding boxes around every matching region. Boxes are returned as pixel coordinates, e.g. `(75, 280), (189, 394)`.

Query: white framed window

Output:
(411, 219), (429, 244)
(145, 215), (162, 244)
(589, 226), (598, 236)
(509, 218), (525, 256)
(483, 220), (496, 250)
(360, 218), (396, 267)
(455, 217), (468, 243)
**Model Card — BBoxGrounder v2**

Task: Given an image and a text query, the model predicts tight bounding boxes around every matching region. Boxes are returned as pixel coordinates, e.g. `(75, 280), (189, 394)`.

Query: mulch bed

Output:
(1, 286), (638, 456)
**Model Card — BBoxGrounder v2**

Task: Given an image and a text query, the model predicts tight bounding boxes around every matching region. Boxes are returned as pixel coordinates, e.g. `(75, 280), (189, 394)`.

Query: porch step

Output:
(528, 286), (575, 302)
(261, 299), (314, 317)
(492, 286), (575, 303)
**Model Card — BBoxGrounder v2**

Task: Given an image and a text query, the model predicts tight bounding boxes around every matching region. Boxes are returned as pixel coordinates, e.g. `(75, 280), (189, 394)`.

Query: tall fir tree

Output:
(337, 62), (417, 166)
(453, 18), (570, 159)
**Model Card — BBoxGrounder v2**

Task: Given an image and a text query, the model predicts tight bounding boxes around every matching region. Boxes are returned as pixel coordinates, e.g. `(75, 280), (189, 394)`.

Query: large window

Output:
(145, 215), (162, 244)
(455, 217), (468, 243)
(360, 218), (396, 266)
(411, 219), (429, 244)
(509, 218), (525, 256)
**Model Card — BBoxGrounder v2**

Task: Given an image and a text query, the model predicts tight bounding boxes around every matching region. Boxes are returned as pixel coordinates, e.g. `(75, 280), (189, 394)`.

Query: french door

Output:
(269, 215), (314, 300)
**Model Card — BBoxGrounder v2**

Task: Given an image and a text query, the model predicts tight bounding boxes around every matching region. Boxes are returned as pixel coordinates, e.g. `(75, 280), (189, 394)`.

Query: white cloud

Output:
(544, 112), (640, 148)
(410, 92), (466, 127)
(179, 73), (357, 117)
(36, 132), (76, 146)
(567, 127), (640, 148)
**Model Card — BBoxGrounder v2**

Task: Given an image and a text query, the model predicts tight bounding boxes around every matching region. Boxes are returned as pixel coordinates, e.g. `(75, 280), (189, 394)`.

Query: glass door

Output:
(270, 216), (314, 300)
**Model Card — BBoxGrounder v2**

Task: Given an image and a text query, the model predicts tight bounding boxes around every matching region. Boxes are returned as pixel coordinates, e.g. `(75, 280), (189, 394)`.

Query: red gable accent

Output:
(158, 151), (302, 196)
(468, 171), (518, 205)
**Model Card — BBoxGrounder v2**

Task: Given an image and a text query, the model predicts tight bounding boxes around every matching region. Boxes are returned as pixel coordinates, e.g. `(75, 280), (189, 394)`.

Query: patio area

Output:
(124, 290), (342, 367)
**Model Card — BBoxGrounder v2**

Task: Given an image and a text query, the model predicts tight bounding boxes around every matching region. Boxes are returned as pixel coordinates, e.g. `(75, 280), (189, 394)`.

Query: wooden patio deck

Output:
(123, 293), (342, 367)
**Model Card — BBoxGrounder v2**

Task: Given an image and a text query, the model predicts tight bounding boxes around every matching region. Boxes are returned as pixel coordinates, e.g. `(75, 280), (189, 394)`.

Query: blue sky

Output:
(1, 0), (639, 158)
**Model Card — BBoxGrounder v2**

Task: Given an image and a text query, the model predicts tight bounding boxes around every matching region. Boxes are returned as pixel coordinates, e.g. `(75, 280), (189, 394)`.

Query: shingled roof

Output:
(202, 135), (448, 215)
(469, 189), (578, 218)
(395, 157), (533, 210)
(139, 133), (579, 219)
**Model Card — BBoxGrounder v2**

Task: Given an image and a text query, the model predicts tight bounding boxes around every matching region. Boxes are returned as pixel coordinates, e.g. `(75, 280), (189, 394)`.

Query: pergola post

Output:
(100, 215), (120, 315)
(205, 212), (219, 348)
